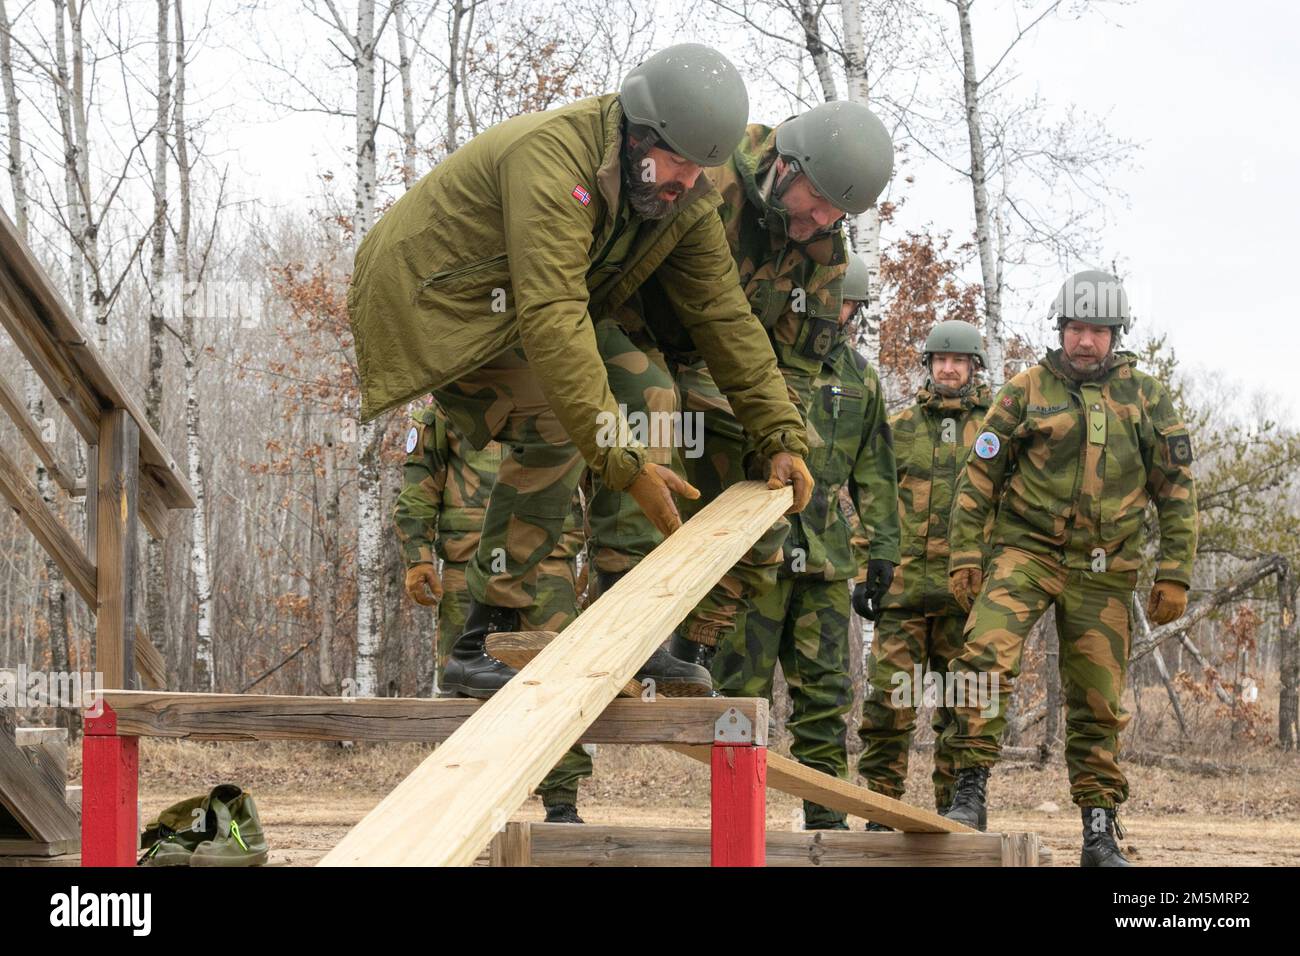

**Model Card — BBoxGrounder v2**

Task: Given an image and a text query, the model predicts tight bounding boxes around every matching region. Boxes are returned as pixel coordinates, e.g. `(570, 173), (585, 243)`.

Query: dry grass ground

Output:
(55, 730), (1300, 867)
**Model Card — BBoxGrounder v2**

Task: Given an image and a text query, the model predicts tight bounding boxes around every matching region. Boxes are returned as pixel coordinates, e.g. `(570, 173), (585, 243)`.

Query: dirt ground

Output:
(55, 735), (1300, 867)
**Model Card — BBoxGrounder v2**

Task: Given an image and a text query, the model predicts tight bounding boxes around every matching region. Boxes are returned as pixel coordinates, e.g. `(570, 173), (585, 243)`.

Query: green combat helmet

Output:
(1049, 270), (1132, 333)
(842, 253), (871, 304)
(619, 43), (748, 167)
(774, 100), (895, 214)
(923, 319), (988, 369)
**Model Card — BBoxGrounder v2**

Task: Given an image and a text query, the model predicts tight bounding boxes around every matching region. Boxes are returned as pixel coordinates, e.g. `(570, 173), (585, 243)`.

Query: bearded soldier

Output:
(709, 256), (899, 830)
(393, 403), (592, 822)
(857, 320), (992, 824)
(350, 44), (814, 699)
(940, 271), (1198, 867)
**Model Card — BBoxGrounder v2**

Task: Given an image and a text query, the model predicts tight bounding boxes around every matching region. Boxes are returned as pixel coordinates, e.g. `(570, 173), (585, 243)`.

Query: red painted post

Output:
(710, 742), (767, 866)
(82, 701), (139, 867)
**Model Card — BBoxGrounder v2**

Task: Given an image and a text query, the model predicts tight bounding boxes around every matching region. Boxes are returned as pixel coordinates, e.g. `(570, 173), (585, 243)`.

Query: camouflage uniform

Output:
(857, 383), (992, 810)
(941, 349), (1198, 808)
(714, 333), (899, 827)
(392, 403), (592, 804)
(638, 123), (858, 645)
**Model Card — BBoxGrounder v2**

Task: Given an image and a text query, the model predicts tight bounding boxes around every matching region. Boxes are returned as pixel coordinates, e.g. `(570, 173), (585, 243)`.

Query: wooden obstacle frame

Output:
(0, 206), (1047, 868)
(0, 210), (194, 856)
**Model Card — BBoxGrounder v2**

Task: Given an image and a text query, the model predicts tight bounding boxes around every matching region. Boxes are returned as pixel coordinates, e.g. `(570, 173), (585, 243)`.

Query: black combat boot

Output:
(1080, 806), (1132, 867)
(668, 628), (717, 671)
(634, 644), (714, 697)
(942, 766), (989, 831)
(543, 803), (585, 825)
(440, 600), (520, 699)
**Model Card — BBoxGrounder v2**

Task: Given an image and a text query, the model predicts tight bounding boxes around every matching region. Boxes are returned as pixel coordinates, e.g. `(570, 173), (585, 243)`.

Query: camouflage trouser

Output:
(435, 537), (593, 806)
(857, 609), (968, 809)
(715, 576), (852, 828)
(432, 319), (673, 605)
(940, 546), (1135, 808)
(676, 361), (790, 644)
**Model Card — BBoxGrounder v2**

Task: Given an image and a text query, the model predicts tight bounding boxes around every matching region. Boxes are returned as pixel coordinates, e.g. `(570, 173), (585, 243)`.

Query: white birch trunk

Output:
(840, 0), (883, 366)
(353, 0), (382, 698)
(174, 0), (214, 691)
(956, 0), (1004, 388)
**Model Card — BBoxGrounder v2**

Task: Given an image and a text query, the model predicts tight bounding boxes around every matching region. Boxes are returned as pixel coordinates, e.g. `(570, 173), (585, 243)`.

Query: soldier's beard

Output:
(625, 177), (686, 219)
(1060, 347), (1115, 381)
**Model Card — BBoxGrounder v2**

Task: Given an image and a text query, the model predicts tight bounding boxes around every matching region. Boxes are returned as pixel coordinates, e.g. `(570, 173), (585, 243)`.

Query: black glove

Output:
(853, 560), (895, 621)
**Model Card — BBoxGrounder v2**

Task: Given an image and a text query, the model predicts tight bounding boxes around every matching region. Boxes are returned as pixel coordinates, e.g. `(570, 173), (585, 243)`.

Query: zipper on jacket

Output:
(419, 253), (508, 291)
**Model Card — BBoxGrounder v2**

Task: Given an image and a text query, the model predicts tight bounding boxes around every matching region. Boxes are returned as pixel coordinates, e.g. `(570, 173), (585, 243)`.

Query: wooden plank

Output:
(489, 821), (532, 867)
(1000, 830), (1042, 866)
(523, 823), (1016, 867)
(0, 837), (78, 857)
(133, 629), (167, 689)
(0, 370), (77, 493)
(0, 440), (97, 606)
(96, 409), (139, 689)
(320, 482), (794, 867)
(15, 727), (68, 800)
(0, 266), (101, 442)
(488, 629), (969, 834)
(0, 712), (80, 844)
(96, 689), (765, 746)
(0, 210), (194, 510)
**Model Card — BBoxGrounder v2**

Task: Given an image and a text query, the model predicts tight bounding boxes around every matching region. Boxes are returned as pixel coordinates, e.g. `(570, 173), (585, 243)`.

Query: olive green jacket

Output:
(780, 337), (900, 581)
(349, 94), (808, 491)
(950, 350), (1198, 585)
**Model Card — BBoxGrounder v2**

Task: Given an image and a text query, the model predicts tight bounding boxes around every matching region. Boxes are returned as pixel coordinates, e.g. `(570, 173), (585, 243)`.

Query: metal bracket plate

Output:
(714, 706), (753, 744)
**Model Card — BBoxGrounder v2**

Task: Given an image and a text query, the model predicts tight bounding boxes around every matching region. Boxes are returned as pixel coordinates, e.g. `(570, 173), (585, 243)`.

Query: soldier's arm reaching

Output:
(393, 408), (448, 605)
(948, 379), (1025, 607)
(1141, 378), (1198, 621)
(656, 208), (814, 512)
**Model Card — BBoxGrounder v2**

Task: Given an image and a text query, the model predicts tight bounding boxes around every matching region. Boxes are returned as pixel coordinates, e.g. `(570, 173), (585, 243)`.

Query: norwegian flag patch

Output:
(571, 184), (591, 206)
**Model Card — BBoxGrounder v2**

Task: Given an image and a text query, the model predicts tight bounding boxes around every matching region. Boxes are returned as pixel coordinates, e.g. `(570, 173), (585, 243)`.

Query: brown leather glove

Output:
(767, 452), (814, 514)
(949, 567), (983, 613)
(627, 463), (701, 538)
(1147, 580), (1188, 625)
(404, 563), (442, 607)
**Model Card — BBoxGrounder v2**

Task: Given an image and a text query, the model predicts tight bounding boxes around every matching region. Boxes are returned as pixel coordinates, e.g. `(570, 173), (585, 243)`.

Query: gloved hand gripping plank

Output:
(487, 631), (972, 835)
(318, 481), (793, 867)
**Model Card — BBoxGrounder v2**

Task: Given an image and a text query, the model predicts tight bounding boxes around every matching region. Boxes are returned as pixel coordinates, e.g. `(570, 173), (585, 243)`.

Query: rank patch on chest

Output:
(974, 431), (1001, 459)
(405, 426), (419, 454)
(571, 184), (591, 206)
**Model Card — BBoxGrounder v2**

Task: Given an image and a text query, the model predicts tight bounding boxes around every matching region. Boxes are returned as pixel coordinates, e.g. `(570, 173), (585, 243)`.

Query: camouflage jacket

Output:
(708, 123), (850, 406)
(949, 350), (1198, 585)
(779, 336), (901, 580)
(393, 404), (503, 567)
(883, 382), (993, 614)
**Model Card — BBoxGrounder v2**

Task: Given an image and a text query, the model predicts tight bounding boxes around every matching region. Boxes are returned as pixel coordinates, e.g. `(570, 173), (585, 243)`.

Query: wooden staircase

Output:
(0, 712), (81, 857)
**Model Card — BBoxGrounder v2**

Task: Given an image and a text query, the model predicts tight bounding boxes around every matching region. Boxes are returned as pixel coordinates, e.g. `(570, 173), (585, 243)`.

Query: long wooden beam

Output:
(494, 822), (1046, 867)
(487, 630), (968, 834)
(94, 689), (766, 746)
(320, 481), (793, 867)
(0, 370), (78, 493)
(0, 439), (96, 606)
(96, 410), (138, 690)
(0, 209), (194, 512)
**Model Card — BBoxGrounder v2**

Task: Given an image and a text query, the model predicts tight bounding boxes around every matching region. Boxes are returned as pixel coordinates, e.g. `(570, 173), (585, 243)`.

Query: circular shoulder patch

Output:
(405, 426), (420, 454)
(974, 431), (1001, 459)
